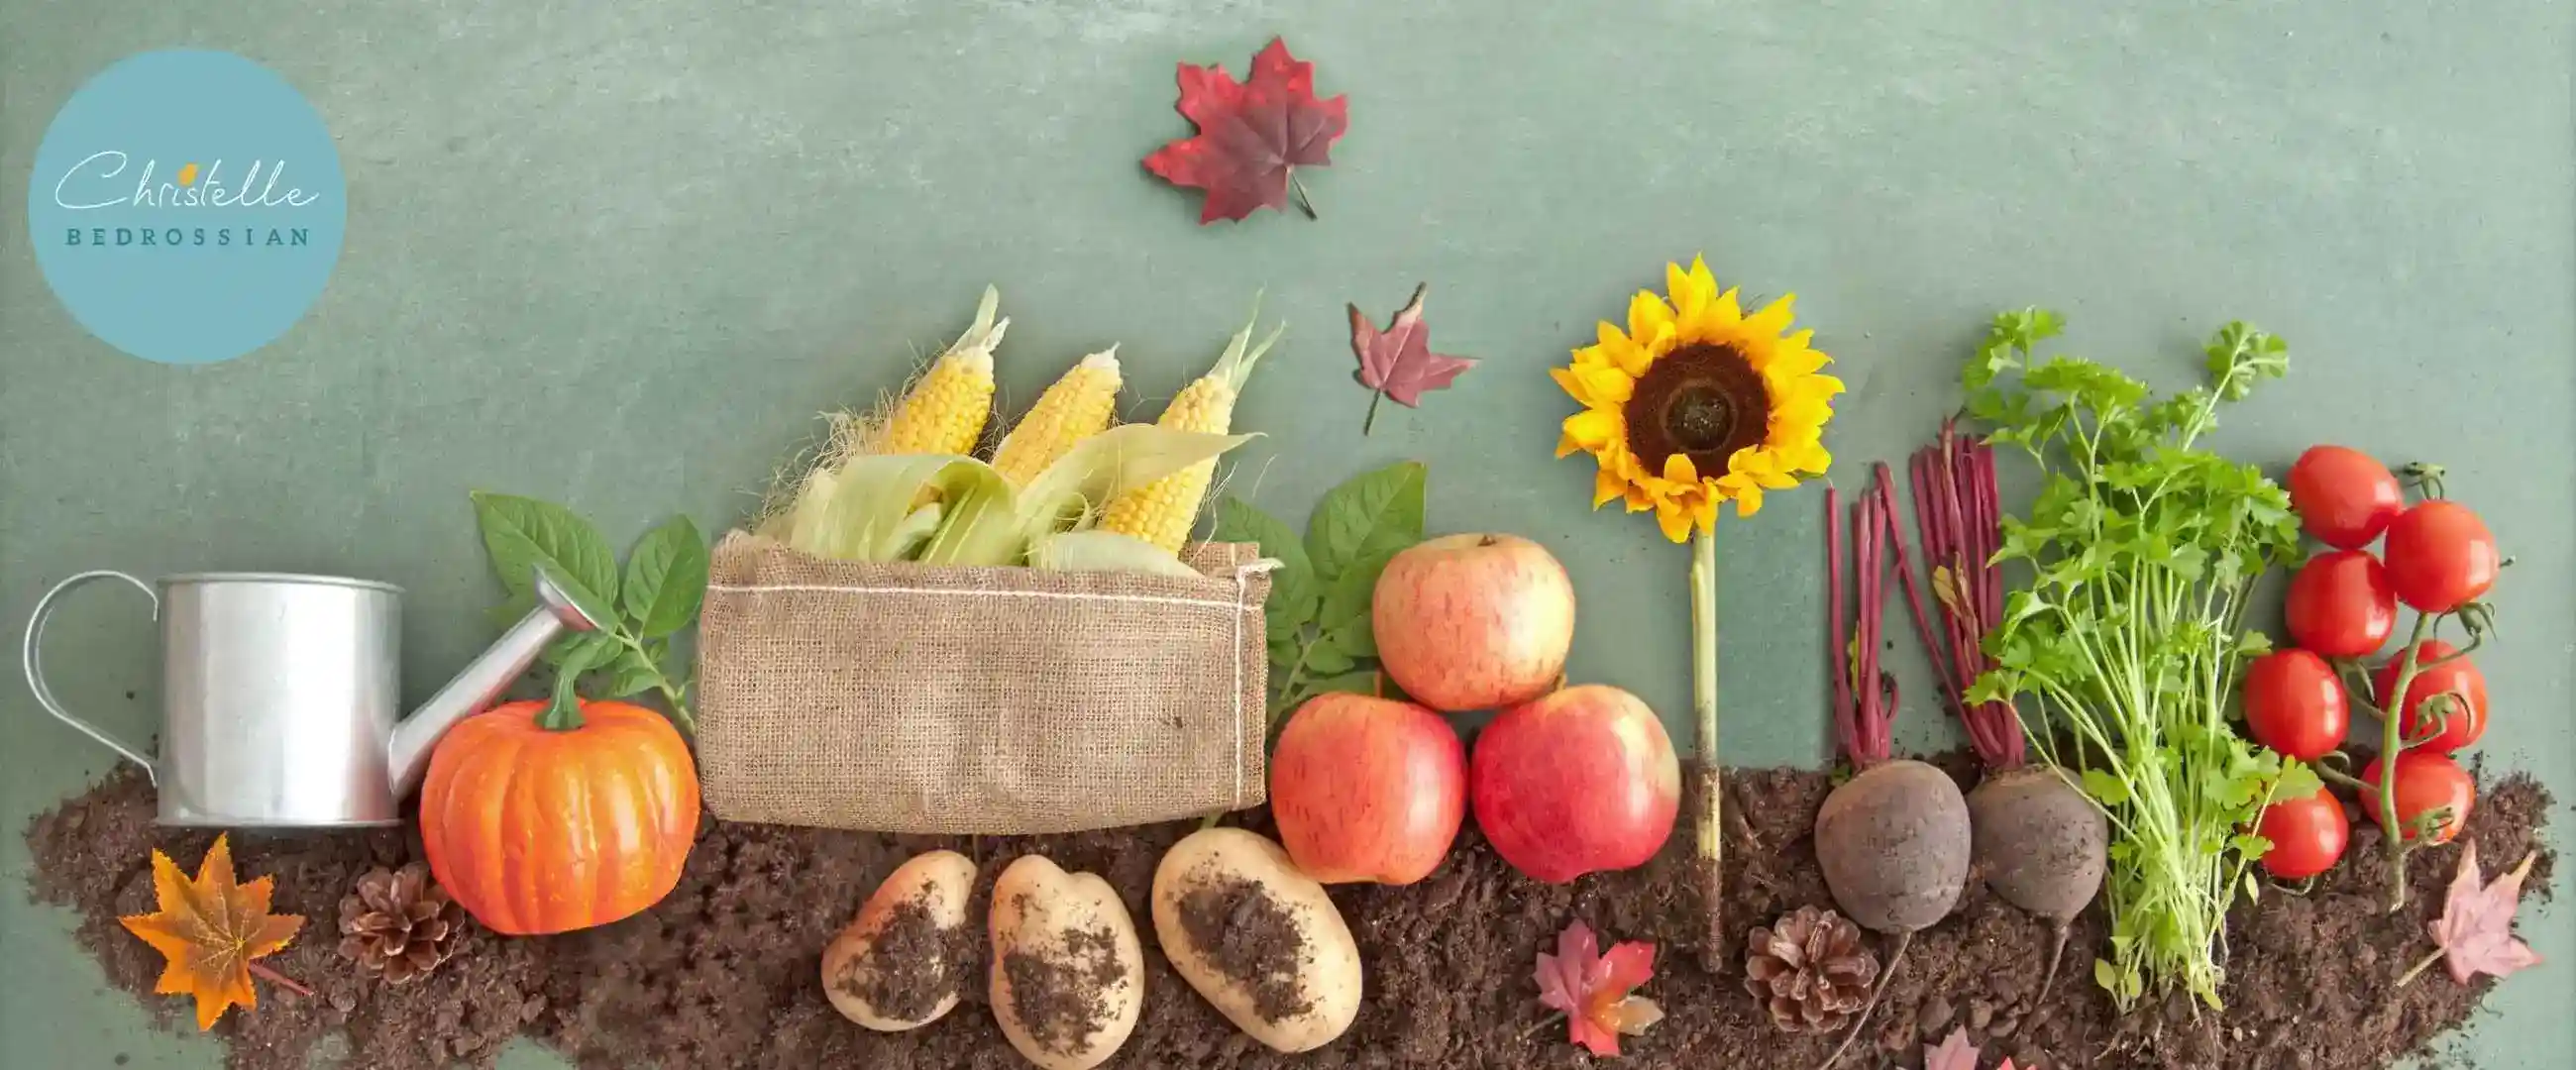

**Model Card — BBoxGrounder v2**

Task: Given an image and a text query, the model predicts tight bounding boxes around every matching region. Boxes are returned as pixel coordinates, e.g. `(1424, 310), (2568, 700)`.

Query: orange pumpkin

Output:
(418, 698), (700, 935)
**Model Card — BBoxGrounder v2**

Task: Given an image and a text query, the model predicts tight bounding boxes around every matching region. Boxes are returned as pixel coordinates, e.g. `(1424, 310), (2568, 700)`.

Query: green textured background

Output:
(5, 1), (2573, 1066)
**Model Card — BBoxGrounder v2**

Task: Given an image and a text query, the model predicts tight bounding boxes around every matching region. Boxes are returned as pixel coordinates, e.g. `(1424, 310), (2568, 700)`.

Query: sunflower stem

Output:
(1690, 525), (1722, 968)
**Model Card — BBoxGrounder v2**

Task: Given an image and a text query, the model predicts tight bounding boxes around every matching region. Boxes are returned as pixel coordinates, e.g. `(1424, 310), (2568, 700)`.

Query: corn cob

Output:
(1100, 306), (1283, 551)
(991, 348), (1123, 487)
(869, 286), (1007, 456)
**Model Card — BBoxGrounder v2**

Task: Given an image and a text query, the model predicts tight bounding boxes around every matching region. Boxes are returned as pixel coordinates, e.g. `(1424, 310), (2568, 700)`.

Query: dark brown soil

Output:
(22, 758), (2554, 1070)
(835, 897), (972, 1025)
(1176, 874), (1314, 1022)
(1001, 918), (1126, 1055)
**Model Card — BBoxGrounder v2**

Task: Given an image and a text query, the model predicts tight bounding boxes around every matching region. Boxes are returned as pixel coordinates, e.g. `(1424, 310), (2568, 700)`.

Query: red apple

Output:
(1372, 533), (1575, 712)
(1470, 685), (1678, 883)
(1269, 693), (1468, 885)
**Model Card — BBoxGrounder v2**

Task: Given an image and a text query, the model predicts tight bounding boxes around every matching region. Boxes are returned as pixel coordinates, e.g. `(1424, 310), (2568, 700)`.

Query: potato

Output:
(988, 855), (1144, 1070)
(821, 849), (977, 1031)
(1151, 827), (1362, 1053)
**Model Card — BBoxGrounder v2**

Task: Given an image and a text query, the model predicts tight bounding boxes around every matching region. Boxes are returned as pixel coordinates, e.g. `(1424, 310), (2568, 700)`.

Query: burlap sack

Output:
(696, 531), (1273, 834)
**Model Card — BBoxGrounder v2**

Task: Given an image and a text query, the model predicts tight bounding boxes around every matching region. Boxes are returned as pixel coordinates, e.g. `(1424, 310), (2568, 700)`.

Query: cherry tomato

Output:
(2373, 640), (2488, 753)
(2284, 550), (2396, 658)
(2255, 785), (2349, 879)
(2359, 750), (2474, 844)
(2241, 650), (2349, 761)
(2287, 446), (2403, 550)
(2382, 500), (2500, 613)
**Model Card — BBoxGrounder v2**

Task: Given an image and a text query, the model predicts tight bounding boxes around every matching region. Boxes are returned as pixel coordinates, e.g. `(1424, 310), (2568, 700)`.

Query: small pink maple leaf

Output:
(1349, 282), (1475, 434)
(2421, 841), (2544, 985)
(1534, 919), (1662, 1057)
(1925, 1027), (1982, 1070)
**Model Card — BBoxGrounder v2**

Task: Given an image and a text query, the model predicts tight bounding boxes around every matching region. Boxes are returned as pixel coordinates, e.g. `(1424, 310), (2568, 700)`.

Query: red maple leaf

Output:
(2403, 841), (2544, 986)
(1534, 919), (1663, 1057)
(1142, 38), (1349, 224)
(1349, 282), (1476, 434)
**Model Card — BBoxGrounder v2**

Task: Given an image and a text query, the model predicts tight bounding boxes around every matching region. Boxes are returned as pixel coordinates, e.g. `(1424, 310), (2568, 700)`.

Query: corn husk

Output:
(778, 425), (1252, 566)
(1029, 531), (1202, 579)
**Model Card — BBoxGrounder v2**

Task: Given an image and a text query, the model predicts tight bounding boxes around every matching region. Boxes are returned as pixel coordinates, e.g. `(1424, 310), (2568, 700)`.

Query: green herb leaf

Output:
(471, 492), (620, 608)
(621, 515), (708, 639)
(1213, 497), (1321, 643)
(2269, 761), (2324, 802)
(1306, 461), (1427, 582)
(2081, 769), (2131, 807)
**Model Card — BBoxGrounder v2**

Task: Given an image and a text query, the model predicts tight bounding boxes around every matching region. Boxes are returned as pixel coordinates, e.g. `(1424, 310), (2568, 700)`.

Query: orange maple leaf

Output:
(118, 834), (306, 1029)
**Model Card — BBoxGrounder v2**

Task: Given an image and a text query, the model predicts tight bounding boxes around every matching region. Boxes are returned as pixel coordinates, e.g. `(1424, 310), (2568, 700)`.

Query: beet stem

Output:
(1816, 930), (1910, 1070)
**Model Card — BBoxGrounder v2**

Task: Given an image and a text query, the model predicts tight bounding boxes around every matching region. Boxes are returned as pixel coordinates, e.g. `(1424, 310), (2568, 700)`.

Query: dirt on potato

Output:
(1176, 874), (1315, 1024)
(21, 756), (2554, 1070)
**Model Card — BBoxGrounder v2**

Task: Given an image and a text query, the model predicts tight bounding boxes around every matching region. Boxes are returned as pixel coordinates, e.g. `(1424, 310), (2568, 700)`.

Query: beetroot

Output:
(1899, 424), (2107, 1005)
(1813, 471), (1972, 1069)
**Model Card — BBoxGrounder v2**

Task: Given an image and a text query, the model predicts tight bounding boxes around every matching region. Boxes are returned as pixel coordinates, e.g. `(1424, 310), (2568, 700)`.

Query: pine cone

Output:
(1744, 906), (1878, 1032)
(337, 862), (465, 984)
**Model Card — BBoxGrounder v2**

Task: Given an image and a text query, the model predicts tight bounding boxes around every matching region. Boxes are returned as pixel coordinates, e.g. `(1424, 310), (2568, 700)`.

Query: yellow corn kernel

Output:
(992, 348), (1123, 487)
(870, 286), (1006, 456)
(1100, 305), (1282, 551)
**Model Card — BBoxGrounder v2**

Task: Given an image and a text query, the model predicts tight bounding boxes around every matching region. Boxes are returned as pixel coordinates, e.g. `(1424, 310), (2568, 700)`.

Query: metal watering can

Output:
(21, 567), (599, 827)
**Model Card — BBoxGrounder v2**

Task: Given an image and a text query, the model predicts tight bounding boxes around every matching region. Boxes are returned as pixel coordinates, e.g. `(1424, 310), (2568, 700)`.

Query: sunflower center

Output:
(1624, 343), (1771, 478)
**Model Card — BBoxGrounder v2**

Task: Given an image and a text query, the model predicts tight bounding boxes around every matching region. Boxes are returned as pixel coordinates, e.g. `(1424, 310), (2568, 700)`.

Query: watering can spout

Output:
(386, 568), (602, 796)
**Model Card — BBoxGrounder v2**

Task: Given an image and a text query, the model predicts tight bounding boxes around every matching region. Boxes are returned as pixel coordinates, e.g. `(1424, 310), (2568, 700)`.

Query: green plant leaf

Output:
(603, 646), (663, 698)
(485, 590), (537, 632)
(2081, 769), (2131, 807)
(1213, 497), (1320, 639)
(621, 515), (708, 638)
(536, 560), (622, 634)
(1306, 461), (1427, 582)
(1319, 547), (1395, 646)
(1301, 670), (1381, 699)
(543, 630), (623, 670)
(471, 491), (619, 607)
(1303, 631), (1357, 676)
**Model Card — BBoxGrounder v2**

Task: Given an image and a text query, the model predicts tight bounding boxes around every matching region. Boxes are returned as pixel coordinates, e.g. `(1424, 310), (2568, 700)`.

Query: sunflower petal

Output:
(1628, 291), (1676, 349)
(1765, 338), (1830, 379)
(1575, 364), (1634, 406)
(1714, 287), (1744, 329)
(1564, 407), (1623, 451)
(1655, 498), (1693, 543)
(1592, 322), (1655, 376)
(1745, 293), (1798, 339)
(1556, 431), (1583, 459)
(1593, 468), (1629, 508)
(1777, 440), (1833, 475)
(1663, 453), (1698, 485)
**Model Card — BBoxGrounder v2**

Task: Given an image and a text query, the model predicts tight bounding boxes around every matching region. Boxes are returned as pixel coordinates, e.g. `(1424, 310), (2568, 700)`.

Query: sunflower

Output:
(1552, 257), (1843, 540)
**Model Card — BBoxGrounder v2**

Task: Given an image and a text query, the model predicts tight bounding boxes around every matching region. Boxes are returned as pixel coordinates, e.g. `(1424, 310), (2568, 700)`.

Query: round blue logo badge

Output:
(28, 50), (346, 366)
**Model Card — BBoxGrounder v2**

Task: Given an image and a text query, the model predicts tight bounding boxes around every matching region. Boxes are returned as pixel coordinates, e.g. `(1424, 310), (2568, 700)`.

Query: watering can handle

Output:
(21, 571), (161, 784)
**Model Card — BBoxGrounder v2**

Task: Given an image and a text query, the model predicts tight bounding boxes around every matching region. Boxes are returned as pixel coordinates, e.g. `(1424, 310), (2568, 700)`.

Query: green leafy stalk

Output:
(1211, 462), (1430, 737)
(1958, 311), (2309, 1013)
(471, 493), (707, 733)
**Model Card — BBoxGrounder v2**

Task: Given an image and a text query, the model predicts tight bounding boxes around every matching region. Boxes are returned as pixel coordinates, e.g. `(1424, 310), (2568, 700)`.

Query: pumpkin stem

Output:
(538, 669), (587, 731)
